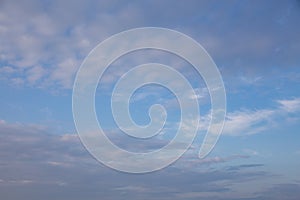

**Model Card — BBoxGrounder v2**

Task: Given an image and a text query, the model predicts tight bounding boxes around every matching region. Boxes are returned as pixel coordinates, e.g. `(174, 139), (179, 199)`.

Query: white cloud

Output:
(113, 185), (148, 192)
(0, 0), (144, 90)
(0, 0), (299, 92)
(0, 119), (47, 135)
(0, 66), (16, 74)
(49, 58), (79, 89)
(239, 75), (263, 85)
(189, 87), (209, 100)
(243, 149), (260, 156)
(197, 155), (249, 165)
(277, 98), (300, 113)
(195, 98), (300, 136)
(222, 109), (275, 136)
(27, 66), (47, 85)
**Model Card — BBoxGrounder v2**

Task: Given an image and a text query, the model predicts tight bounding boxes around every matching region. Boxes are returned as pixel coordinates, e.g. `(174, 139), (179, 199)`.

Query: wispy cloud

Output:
(277, 98), (300, 113)
(222, 109), (275, 136)
(196, 98), (300, 136)
(243, 149), (260, 156)
(226, 164), (264, 171)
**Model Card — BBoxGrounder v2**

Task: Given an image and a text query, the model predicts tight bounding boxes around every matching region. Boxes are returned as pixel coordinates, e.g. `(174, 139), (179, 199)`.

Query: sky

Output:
(0, 0), (300, 199)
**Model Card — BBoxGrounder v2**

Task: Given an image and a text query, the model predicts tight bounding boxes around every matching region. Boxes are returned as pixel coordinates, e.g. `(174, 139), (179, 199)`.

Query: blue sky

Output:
(0, 0), (300, 199)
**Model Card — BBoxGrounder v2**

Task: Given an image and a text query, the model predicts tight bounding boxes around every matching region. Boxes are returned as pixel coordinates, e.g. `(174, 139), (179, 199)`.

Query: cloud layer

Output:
(1, 0), (300, 90)
(0, 119), (299, 200)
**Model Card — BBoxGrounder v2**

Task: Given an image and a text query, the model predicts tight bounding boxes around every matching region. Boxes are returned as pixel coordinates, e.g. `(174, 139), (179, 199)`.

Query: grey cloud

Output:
(0, 120), (280, 200)
(254, 183), (300, 200)
(226, 164), (264, 171)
